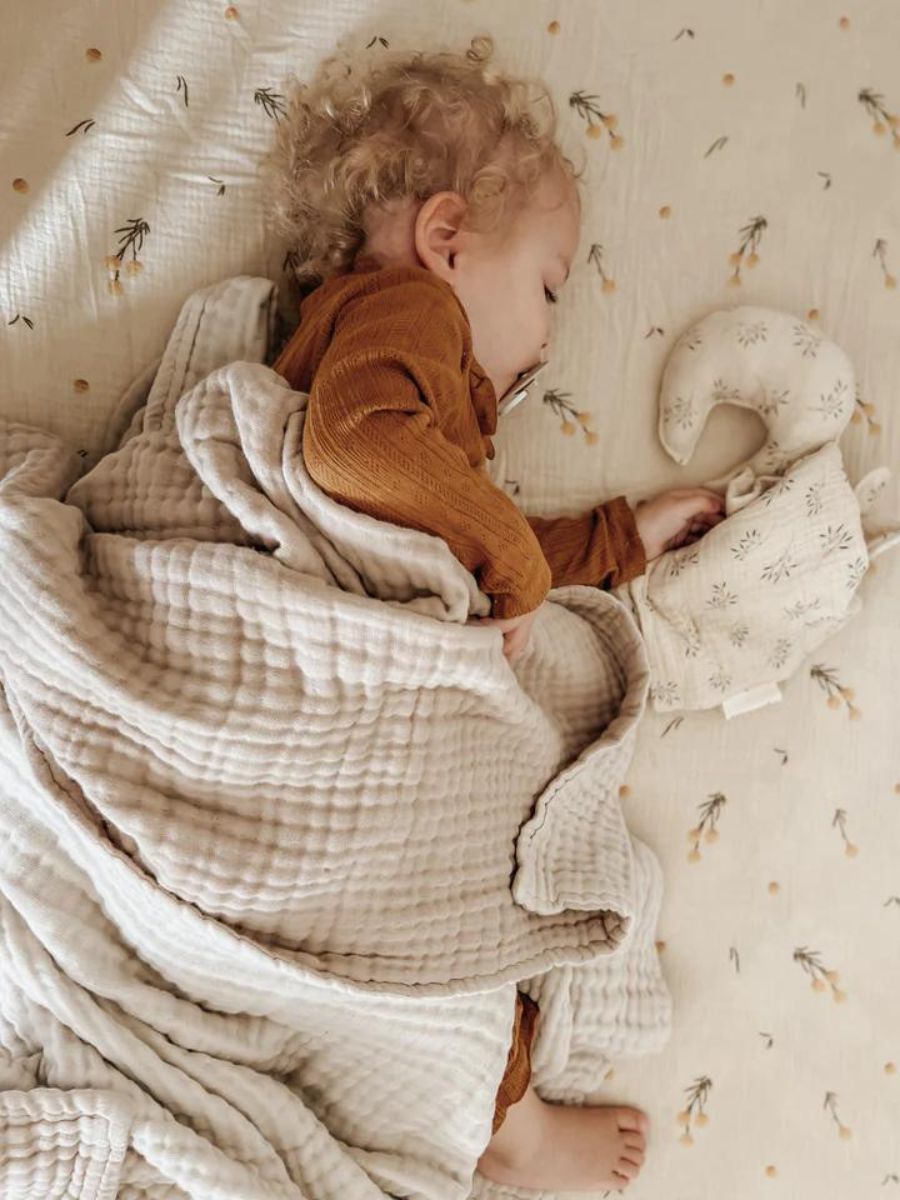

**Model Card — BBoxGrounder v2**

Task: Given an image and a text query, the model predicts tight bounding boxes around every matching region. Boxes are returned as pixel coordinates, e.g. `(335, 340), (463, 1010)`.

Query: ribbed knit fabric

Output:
(491, 992), (541, 1133)
(273, 254), (647, 619)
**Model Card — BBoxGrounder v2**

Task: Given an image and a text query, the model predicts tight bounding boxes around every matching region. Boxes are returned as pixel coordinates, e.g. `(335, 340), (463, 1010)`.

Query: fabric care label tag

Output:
(721, 681), (783, 720)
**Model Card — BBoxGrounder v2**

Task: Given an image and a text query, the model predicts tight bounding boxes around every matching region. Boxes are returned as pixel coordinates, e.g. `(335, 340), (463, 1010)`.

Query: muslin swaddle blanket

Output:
(0, 275), (671, 1200)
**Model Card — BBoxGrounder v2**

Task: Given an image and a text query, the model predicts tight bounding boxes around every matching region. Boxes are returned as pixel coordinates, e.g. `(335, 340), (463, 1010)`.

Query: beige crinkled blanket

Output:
(0, 276), (670, 1200)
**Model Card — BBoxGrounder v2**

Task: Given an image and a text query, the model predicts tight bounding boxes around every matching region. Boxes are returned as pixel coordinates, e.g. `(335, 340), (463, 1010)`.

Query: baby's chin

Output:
(495, 367), (531, 407)
(495, 373), (520, 403)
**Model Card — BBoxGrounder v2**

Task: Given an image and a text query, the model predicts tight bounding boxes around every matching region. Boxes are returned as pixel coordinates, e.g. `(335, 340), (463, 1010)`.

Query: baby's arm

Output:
(525, 499), (646, 591)
(301, 283), (551, 619)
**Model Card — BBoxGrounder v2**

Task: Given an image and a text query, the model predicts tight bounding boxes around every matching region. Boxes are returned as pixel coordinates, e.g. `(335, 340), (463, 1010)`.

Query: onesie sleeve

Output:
(301, 281), (552, 619)
(525, 496), (647, 591)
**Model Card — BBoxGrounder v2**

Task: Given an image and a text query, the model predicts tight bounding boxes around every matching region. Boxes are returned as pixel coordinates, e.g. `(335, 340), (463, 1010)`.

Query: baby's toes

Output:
(616, 1107), (648, 1150)
(614, 1157), (640, 1181)
(624, 1142), (643, 1171)
(616, 1106), (648, 1134)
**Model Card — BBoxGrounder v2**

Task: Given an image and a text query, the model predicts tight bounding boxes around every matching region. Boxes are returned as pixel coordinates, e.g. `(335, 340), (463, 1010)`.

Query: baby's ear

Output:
(413, 191), (468, 280)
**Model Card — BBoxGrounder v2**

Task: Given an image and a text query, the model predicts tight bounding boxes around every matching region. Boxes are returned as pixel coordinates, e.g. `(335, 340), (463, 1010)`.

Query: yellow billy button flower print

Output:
(858, 89), (900, 149)
(728, 215), (767, 287)
(824, 1091), (853, 1139)
(105, 218), (150, 297)
(810, 664), (861, 718)
(677, 1076), (712, 1145)
(831, 808), (859, 857)
(873, 238), (898, 293)
(852, 392), (882, 435)
(542, 388), (599, 444)
(794, 947), (848, 1003)
(569, 90), (623, 148)
(687, 792), (726, 862)
(587, 242), (616, 293)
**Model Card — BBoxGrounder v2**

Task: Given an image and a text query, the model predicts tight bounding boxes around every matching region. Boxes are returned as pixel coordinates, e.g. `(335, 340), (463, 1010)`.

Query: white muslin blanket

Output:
(0, 276), (670, 1200)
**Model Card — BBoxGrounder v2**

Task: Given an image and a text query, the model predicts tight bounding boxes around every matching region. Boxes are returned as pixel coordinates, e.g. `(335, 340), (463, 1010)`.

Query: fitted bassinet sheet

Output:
(2, 1), (899, 1198)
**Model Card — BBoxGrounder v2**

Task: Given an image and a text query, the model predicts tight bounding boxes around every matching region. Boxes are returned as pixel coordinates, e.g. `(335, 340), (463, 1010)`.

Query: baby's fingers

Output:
(681, 488), (725, 513)
(700, 491), (726, 512)
(691, 510), (725, 529)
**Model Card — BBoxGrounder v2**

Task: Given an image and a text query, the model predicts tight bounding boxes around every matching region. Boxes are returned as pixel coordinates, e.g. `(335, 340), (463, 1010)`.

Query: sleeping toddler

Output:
(264, 36), (723, 1194)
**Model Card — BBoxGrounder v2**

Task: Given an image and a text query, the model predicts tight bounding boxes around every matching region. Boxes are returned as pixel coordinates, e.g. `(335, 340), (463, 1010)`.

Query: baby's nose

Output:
(539, 344), (549, 364)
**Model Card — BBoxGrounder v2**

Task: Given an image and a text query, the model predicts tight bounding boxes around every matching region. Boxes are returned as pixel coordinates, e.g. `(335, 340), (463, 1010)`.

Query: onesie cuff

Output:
(605, 496), (647, 587)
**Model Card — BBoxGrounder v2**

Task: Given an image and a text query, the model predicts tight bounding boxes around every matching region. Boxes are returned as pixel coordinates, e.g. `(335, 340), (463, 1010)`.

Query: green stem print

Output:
(809, 665), (860, 718)
(65, 118), (95, 136)
(677, 1076), (712, 1145)
(105, 218), (150, 295)
(793, 947), (847, 1003)
(587, 243), (617, 293)
(872, 238), (897, 289)
(687, 792), (726, 862)
(254, 88), (286, 120)
(857, 88), (900, 148)
(569, 91), (623, 147)
(823, 1091), (853, 1139)
(728, 216), (768, 287)
(852, 377), (882, 435)
(831, 808), (859, 858)
(542, 388), (598, 444)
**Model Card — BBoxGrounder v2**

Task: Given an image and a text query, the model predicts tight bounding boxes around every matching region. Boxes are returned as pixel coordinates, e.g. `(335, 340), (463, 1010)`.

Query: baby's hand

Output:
(468, 603), (542, 664)
(634, 487), (725, 561)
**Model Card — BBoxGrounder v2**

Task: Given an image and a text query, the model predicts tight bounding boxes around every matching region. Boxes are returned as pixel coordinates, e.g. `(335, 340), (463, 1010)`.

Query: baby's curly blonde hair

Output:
(262, 35), (585, 293)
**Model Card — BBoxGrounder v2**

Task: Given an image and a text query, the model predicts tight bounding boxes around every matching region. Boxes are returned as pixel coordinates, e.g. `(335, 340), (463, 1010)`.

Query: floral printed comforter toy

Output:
(611, 306), (900, 717)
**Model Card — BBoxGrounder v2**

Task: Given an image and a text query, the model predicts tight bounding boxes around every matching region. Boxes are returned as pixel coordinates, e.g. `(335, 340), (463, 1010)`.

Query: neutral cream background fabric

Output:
(3, 2), (899, 1197)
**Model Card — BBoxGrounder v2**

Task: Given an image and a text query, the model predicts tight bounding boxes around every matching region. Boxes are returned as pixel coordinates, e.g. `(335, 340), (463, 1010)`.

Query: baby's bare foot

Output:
(477, 1082), (648, 1192)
